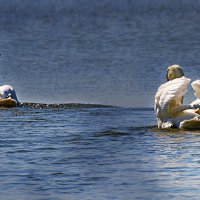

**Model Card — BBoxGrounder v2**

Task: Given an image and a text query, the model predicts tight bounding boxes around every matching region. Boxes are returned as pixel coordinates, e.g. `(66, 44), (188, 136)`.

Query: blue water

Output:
(1, 1), (200, 199)
(1, 106), (200, 200)
(1, 0), (200, 107)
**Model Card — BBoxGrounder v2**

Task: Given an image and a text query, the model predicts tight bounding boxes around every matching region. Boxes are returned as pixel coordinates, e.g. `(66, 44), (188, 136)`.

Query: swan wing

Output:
(155, 77), (191, 115)
(191, 80), (200, 99)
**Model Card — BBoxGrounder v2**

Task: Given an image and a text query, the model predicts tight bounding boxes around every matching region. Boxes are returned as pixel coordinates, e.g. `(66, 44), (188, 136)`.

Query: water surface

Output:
(1, 106), (200, 199)
(1, 1), (200, 199)
(1, 0), (200, 106)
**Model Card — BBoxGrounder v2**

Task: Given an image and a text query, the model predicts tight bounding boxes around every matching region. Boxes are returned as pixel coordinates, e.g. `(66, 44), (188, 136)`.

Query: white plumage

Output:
(191, 80), (200, 106)
(155, 77), (200, 129)
(0, 85), (18, 105)
(155, 77), (190, 113)
(191, 80), (200, 98)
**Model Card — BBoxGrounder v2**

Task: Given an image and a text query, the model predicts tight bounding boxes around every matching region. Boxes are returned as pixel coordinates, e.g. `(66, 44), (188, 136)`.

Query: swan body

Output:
(0, 85), (18, 107)
(155, 77), (200, 129)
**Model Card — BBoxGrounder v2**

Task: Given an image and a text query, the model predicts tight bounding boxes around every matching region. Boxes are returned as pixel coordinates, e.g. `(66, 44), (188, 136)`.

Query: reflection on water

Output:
(0, 107), (200, 199)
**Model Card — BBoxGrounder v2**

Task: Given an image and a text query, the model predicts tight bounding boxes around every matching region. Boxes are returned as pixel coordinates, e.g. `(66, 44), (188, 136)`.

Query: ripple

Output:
(96, 130), (130, 137)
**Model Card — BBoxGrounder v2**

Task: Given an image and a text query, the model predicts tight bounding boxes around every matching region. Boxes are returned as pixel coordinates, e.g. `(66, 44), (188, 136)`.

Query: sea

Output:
(1, 0), (200, 199)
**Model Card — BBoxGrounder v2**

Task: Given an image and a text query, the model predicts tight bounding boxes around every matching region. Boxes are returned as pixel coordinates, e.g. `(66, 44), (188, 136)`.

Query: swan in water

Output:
(0, 85), (19, 107)
(155, 64), (200, 129)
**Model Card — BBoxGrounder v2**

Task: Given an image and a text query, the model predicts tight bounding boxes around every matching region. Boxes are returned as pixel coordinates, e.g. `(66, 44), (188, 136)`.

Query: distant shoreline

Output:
(19, 102), (154, 110)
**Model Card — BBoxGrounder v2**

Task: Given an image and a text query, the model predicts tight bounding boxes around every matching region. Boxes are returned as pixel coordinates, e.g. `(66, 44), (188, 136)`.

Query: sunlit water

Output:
(1, 106), (200, 200)
(1, 1), (200, 199)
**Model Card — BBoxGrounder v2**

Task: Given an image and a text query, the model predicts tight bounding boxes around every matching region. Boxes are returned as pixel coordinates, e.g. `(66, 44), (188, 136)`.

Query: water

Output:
(1, 1), (200, 199)
(1, 106), (200, 200)
(1, 0), (200, 107)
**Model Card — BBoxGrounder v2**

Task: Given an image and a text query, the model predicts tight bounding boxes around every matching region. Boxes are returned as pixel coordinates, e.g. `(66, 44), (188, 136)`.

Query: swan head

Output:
(166, 64), (184, 81)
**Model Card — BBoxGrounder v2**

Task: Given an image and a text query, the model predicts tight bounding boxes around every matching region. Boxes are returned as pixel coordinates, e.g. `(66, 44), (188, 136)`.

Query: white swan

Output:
(0, 85), (19, 107)
(155, 64), (200, 129)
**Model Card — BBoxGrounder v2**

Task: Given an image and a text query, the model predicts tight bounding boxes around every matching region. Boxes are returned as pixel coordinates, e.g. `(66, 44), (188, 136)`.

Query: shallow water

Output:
(1, 106), (200, 200)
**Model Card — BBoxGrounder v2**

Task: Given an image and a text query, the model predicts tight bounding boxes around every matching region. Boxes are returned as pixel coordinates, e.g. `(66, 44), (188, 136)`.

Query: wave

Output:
(96, 130), (130, 137)
(96, 125), (157, 137)
(130, 125), (156, 131)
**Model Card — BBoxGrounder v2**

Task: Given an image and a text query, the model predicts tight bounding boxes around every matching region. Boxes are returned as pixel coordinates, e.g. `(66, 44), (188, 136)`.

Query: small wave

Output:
(130, 125), (156, 131)
(96, 126), (157, 137)
(97, 130), (130, 137)
(19, 102), (113, 109)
